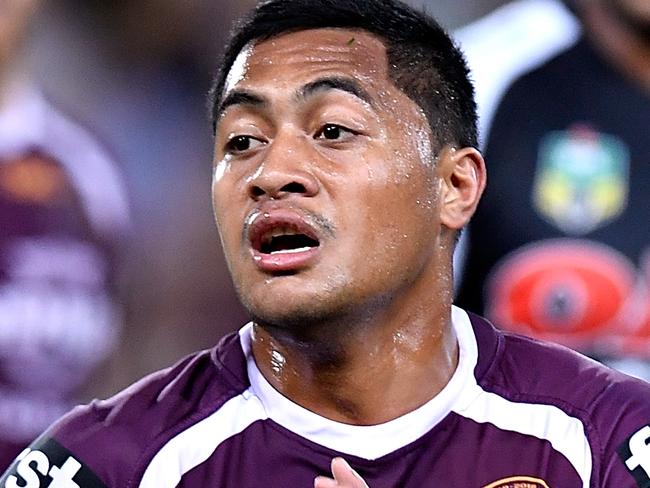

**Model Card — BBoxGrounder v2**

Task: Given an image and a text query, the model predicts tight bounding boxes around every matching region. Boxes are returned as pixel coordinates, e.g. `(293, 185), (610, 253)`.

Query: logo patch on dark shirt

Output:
(0, 437), (107, 488)
(483, 476), (549, 488)
(618, 425), (650, 488)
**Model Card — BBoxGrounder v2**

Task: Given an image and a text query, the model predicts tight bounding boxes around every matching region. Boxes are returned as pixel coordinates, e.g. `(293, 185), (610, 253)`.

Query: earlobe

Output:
(438, 146), (486, 230)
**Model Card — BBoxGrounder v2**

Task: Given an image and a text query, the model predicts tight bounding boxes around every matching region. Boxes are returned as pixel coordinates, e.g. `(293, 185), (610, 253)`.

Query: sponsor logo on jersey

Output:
(533, 124), (629, 235)
(618, 425), (650, 487)
(483, 476), (549, 488)
(0, 437), (106, 488)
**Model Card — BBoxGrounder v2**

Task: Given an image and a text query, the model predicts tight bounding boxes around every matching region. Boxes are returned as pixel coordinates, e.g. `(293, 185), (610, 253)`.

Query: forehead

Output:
(223, 28), (392, 96)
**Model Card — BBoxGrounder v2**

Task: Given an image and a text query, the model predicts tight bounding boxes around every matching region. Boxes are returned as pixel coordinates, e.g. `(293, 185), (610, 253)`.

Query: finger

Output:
(330, 457), (369, 488)
(314, 475), (339, 488)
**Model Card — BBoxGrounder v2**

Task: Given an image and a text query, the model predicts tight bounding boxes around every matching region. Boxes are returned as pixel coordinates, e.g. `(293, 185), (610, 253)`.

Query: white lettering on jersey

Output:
(4, 449), (81, 488)
(625, 426), (650, 478)
(47, 457), (82, 488)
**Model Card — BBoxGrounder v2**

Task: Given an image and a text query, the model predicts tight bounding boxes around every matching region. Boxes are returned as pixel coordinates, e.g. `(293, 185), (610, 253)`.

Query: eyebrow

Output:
(215, 76), (374, 125)
(300, 77), (374, 106)
(216, 91), (267, 121)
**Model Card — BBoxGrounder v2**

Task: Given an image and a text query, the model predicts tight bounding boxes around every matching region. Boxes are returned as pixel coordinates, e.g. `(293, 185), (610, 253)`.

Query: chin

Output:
(237, 269), (353, 321)
(240, 286), (360, 336)
(246, 298), (345, 330)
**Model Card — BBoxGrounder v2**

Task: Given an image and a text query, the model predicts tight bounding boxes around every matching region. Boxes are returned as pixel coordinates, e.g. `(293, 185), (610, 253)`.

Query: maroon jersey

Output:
(2, 307), (650, 487)
(0, 86), (129, 470)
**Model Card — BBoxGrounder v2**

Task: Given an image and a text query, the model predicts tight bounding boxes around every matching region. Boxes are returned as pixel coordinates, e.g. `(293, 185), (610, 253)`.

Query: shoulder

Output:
(486, 319), (650, 416)
(0, 332), (248, 487)
(481, 317), (650, 484)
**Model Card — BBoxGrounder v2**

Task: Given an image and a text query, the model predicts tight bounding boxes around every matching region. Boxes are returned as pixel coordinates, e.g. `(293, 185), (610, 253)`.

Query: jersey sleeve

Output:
(0, 368), (178, 487)
(0, 403), (128, 487)
(595, 376), (650, 487)
(0, 348), (234, 488)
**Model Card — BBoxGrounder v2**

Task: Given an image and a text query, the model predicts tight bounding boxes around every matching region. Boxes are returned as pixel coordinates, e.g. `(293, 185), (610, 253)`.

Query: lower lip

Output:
(252, 246), (320, 273)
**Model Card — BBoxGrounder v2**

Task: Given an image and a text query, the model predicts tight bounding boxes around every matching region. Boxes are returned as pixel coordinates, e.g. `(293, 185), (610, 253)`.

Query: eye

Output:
(225, 135), (264, 154)
(315, 124), (356, 141)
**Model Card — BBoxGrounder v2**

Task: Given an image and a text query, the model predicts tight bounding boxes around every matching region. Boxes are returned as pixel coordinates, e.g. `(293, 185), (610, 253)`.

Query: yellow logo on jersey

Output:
(483, 476), (550, 488)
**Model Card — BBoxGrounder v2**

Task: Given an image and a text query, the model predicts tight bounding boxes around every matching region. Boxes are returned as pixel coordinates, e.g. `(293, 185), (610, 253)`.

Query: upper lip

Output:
(246, 207), (322, 254)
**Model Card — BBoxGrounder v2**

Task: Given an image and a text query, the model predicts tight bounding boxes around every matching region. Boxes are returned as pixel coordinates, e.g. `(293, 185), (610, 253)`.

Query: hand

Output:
(314, 457), (369, 488)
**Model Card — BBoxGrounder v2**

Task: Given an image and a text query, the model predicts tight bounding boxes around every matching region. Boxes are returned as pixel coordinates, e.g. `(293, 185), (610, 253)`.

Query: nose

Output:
(247, 134), (319, 201)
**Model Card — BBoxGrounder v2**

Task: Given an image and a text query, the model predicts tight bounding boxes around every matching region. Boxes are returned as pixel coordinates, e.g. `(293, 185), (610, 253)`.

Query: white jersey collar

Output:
(239, 306), (478, 460)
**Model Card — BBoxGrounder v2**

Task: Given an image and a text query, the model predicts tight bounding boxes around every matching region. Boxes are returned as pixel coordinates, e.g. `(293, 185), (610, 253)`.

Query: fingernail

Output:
(336, 457), (363, 480)
(336, 457), (352, 469)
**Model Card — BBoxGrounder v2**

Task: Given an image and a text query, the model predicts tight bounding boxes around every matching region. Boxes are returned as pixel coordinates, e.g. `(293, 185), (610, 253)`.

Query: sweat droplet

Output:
(271, 350), (286, 375)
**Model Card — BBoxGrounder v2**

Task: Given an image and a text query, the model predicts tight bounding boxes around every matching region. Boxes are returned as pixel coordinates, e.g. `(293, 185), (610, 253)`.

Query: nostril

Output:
(248, 180), (312, 200)
(250, 186), (265, 198)
(281, 182), (307, 194)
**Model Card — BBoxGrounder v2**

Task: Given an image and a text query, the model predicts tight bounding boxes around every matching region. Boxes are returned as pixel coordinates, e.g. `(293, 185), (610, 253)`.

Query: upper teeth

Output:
(262, 227), (300, 244)
(270, 247), (312, 255)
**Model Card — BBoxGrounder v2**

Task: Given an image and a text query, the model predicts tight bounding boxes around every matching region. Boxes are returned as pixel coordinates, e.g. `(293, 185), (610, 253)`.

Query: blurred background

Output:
(19, 0), (512, 396)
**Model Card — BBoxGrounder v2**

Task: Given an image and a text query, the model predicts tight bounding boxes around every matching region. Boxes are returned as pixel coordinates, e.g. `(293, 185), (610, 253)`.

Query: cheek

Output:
(213, 159), (229, 184)
(211, 178), (242, 251)
(211, 180), (226, 228)
(211, 160), (247, 218)
(344, 174), (438, 256)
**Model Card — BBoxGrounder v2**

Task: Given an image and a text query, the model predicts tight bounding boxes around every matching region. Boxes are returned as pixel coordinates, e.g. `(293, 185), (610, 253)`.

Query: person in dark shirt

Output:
(457, 0), (650, 379)
(2, 1), (650, 487)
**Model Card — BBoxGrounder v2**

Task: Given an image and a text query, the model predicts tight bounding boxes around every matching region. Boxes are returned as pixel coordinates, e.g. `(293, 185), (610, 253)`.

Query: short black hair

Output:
(209, 0), (478, 151)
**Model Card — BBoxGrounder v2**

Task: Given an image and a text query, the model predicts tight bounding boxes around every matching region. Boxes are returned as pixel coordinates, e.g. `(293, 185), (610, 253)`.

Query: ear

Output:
(437, 146), (486, 230)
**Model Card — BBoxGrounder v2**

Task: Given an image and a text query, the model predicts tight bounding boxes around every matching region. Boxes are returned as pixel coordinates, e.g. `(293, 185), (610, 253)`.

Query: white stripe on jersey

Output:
(451, 310), (592, 488)
(139, 308), (592, 486)
(241, 308), (477, 460)
(138, 389), (267, 488)
(455, 388), (592, 488)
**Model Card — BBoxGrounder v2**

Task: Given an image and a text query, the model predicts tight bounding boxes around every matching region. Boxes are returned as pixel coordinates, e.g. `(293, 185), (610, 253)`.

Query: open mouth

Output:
(246, 210), (325, 272)
(259, 228), (320, 255)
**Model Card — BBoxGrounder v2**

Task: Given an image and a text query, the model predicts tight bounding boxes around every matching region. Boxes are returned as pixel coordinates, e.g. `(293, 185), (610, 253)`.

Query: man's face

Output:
(0, 0), (40, 66)
(212, 28), (446, 327)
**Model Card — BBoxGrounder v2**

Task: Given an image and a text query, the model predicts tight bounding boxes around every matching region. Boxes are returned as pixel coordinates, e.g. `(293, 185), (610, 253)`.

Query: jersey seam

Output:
(125, 389), (241, 487)
(211, 336), (252, 393)
(263, 415), (454, 465)
(473, 316), (506, 384)
(482, 377), (603, 486)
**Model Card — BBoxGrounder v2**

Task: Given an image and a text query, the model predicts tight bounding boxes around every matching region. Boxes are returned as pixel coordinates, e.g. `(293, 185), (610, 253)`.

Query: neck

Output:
(582, 2), (650, 92)
(251, 268), (458, 425)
